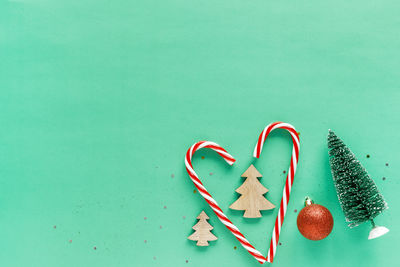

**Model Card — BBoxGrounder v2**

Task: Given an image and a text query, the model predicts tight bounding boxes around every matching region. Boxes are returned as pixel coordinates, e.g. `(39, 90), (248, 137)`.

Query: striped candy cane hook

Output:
(185, 141), (267, 264)
(253, 122), (300, 263)
(185, 123), (300, 264)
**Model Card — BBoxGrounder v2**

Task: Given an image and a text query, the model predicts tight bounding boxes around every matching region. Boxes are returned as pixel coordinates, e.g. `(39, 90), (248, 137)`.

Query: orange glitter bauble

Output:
(297, 199), (333, 241)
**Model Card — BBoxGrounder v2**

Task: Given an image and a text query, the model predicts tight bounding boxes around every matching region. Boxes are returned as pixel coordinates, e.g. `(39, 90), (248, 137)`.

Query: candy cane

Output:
(185, 122), (300, 264)
(253, 122), (300, 263)
(185, 141), (267, 264)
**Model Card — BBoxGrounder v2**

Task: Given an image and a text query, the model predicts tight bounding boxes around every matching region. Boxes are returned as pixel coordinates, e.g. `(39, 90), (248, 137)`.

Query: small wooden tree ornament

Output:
(188, 211), (217, 246)
(229, 164), (275, 218)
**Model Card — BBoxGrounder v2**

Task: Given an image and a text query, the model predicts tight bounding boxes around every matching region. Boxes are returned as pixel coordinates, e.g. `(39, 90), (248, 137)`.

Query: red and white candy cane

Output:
(253, 122), (300, 263)
(185, 141), (267, 264)
(185, 122), (300, 264)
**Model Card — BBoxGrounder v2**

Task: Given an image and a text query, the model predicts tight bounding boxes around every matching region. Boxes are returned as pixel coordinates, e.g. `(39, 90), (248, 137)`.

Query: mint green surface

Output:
(1, 1), (399, 266)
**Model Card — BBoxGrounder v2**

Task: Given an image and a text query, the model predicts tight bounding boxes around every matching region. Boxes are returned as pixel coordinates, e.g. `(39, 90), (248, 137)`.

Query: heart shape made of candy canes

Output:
(185, 122), (300, 264)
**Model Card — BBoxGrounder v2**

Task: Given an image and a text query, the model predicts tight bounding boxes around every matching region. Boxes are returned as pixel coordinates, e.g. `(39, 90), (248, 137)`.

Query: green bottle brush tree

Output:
(327, 130), (389, 239)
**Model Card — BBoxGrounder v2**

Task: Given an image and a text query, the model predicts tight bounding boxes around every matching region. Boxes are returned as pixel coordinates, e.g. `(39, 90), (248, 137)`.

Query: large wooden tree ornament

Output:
(229, 164), (275, 218)
(188, 211), (217, 246)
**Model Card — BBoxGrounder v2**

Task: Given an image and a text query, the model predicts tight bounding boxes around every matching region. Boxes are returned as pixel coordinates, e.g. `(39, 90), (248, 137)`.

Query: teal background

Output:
(1, 0), (399, 266)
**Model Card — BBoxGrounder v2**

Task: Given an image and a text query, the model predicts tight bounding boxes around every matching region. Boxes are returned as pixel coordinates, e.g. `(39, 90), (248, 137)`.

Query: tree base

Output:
(368, 226), (389, 240)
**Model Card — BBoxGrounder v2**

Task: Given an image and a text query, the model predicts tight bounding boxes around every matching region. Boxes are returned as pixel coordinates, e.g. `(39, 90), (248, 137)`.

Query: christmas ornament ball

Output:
(297, 198), (333, 241)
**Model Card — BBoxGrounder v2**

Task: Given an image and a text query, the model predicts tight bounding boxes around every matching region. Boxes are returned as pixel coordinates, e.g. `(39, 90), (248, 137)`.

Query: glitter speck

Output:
(283, 170), (286, 174)
(69, 240), (72, 243)
(294, 209), (297, 213)
(385, 163), (389, 166)
(382, 177), (386, 181)
(201, 156), (205, 159)
(186, 260), (189, 263)
(53, 225), (56, 229)
(209, 172), (213, 176)
(144, 240), (147, 243)
(366, 154), (370, 158)
(279, 242), (282, 246)
(163, 206), (167, 209)
(183, 216), (186, 219)
(234, 246), (237, 250)
(144, 217), (147, 220)
(94, 246), (97, 250)
(160, 225), (163, 229)
(171, 174), (175, 178)
(193, 189), (197, 194)
(153, 256), (156, 260)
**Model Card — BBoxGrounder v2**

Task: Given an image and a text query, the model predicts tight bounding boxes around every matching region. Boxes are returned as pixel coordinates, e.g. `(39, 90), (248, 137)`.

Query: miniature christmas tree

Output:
(229, 164), (275, 218)
(187, 211), (217, 246)
(327, 130), (389, 239)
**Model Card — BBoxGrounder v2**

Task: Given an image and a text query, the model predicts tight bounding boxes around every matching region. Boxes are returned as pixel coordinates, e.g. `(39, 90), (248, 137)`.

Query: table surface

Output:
(1, 0), (399, 266)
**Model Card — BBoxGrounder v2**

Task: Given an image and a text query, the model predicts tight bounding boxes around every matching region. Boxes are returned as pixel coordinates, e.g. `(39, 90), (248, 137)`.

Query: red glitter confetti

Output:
(234, 246), (237, 250)
(144, 217), (147, 220)
(69, 240), (72, 243)
(201, 156), (205, 159)
(294, 209), (297, 213)
(182, 216), (186, 219)
(94, 246), (97, 250)
(193, 189), (197, 194)
(159, 225), (163, 229)
(171, 174), (175, 178)
(144, 240), (147, 243)
(163, 206), (167, 209)
(209, 172), (213, 176)
(283, 170), (286, 174)
(279, 242), (282, 246)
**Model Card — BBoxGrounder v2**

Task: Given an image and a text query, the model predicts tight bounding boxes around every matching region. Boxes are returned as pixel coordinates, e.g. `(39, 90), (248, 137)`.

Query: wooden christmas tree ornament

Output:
(188, 211), (217, 246)
(229, 164), (275, 218)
